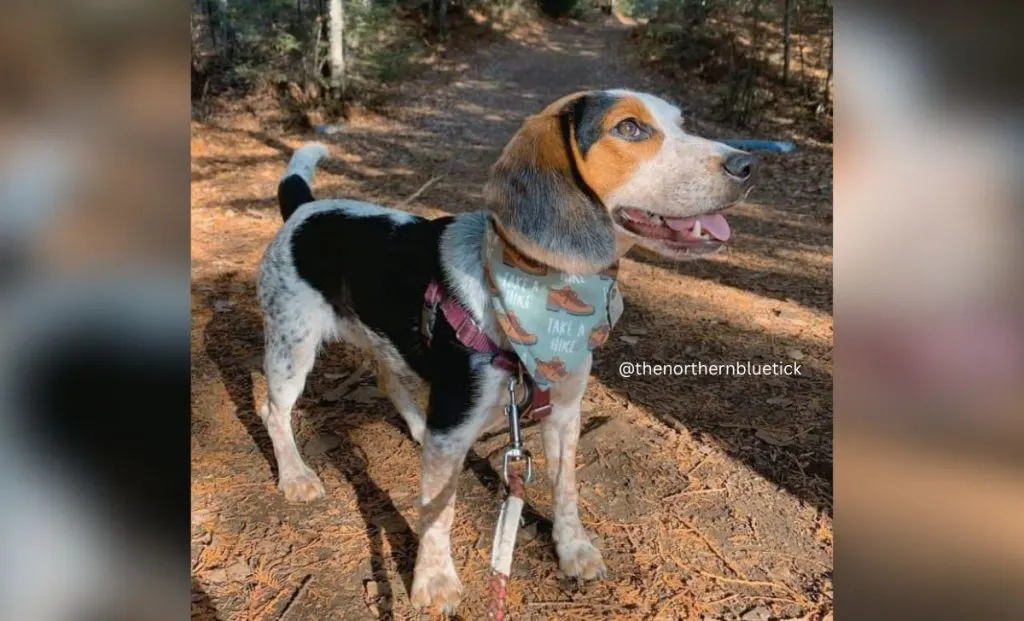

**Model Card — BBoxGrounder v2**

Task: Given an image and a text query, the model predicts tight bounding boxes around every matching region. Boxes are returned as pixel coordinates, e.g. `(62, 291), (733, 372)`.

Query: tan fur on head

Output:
(485, 91), (618, 274)
(486, 89), (754, 270)
(571, 96), (664, 198)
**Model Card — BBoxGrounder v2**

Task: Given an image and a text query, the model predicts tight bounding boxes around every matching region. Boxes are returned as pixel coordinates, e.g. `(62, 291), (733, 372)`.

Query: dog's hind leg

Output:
(260, 321), (325, 502)
(375, 362), (426, 443)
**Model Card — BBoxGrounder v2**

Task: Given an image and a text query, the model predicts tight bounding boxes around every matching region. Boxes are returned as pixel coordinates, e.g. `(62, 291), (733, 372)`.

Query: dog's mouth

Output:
(614, 207), (731, 254)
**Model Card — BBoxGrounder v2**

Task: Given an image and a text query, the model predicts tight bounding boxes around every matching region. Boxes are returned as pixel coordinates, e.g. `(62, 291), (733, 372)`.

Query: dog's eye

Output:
(612, 118), (646, 140)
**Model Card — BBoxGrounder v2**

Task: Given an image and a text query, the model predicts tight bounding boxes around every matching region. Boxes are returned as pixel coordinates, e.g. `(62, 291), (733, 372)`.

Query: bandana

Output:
(483, 221), (622, 388)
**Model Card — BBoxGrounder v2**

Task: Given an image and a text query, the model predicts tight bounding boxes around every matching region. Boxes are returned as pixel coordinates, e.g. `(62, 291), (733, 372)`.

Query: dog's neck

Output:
(486, 215), (630, 275)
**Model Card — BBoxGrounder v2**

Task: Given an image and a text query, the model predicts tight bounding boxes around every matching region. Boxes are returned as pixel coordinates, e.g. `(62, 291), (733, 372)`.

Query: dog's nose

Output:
(723, 152), (754, 181)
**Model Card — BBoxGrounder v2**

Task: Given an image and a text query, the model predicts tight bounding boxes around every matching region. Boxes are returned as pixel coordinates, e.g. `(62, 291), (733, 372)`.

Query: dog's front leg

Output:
(410, 367), (506, 614)
(409, 432), (465, 615)
(543, 354), (607, 580)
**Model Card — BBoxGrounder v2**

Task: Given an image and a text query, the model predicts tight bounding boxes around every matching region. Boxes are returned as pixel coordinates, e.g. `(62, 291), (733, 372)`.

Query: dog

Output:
(256, 89), (754, 614)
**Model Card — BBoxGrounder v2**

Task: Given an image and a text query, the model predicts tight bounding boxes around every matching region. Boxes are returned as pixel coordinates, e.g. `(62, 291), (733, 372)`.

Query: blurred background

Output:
(835, 2), (1024, 619)
(0, 1), (188, 621)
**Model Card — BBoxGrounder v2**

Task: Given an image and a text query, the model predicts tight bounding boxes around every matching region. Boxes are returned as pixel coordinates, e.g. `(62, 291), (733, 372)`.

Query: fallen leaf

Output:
(756, 428), (794, 446)
(740, 605), (771, 621)
(191, 508), (218, 524)
(787, 348), (805, 361)
(363, 580), (379, 601)
(346, 386), (386, 403)
(213, 300), (235, 313)
(321, 364), (371, 402)
(620, 335), (639, 345)
(226, 560), (250, 582)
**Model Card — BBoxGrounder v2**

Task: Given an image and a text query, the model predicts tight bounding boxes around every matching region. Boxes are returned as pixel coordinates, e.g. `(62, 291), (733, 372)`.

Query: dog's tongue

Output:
(664, 214), (732, 241)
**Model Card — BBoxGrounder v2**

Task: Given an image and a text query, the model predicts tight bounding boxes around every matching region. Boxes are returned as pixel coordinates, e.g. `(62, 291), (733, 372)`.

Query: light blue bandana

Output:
(483, 222), (622, 388)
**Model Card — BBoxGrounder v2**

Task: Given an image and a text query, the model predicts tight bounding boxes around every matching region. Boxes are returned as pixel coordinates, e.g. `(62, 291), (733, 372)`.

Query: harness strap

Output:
(424, 279), (552, 420)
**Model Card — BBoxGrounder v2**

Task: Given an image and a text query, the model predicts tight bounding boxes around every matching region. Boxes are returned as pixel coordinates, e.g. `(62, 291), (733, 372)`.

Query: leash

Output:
(488, 374), (533, 620)
(718, 138), (797, 153)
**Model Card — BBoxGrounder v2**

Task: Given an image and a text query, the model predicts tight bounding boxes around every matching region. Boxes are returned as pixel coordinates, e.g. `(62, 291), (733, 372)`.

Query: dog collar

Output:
(483, 220), (621, 389)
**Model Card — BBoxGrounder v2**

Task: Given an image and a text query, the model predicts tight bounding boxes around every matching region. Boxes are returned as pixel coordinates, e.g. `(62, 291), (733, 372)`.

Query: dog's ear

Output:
(485, 92), (619, 274)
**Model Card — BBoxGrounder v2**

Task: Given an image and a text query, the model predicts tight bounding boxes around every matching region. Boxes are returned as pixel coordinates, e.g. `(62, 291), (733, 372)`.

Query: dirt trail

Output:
(192, 15), (832, 621)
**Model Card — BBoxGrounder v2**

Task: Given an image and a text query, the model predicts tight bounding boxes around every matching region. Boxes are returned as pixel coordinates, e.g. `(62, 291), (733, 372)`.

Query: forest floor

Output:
(191, 11), (833, 621)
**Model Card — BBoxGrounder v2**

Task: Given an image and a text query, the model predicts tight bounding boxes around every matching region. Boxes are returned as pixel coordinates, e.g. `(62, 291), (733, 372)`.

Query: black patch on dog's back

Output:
(290, 211), (485, 433)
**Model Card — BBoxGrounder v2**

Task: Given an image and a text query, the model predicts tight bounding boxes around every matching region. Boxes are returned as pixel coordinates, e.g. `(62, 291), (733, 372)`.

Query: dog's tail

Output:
(278, 142), (329, 221)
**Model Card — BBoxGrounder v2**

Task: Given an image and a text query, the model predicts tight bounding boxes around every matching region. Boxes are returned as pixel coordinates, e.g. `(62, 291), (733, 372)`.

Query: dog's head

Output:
(486, 90), (754, 273)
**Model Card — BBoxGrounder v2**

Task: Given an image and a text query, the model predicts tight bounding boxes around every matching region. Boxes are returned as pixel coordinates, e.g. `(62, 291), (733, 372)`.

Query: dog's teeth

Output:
(692, 220), (702, 237)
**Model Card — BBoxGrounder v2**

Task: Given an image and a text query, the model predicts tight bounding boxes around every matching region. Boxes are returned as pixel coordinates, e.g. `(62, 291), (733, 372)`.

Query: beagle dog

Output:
(256, 89), (754, 614)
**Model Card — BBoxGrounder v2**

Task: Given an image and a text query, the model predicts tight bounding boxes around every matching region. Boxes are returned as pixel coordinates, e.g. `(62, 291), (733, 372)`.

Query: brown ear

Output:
(485, 93), (618, 274)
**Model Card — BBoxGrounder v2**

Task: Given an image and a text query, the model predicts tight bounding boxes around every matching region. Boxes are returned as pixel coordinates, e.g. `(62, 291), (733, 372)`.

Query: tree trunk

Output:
(822, 23), (833, 106)
(782, 0), (792, 85)
(744, 0), (763, 125)
(433, 0), (448, 41)
(204, 0), (218, 47)
(217, 0), (233, 58)
(751, 0), (762, 53)
(328, 0), (345, 98)
(796, 0), (805, 94)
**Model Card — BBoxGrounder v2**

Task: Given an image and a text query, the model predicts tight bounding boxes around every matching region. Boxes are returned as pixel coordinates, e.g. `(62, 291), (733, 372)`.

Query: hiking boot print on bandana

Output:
(484, 221), (621, 389)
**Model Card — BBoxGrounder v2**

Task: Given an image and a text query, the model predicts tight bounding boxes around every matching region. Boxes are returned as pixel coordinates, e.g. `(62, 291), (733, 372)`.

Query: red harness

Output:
(424, 280), (552, 420)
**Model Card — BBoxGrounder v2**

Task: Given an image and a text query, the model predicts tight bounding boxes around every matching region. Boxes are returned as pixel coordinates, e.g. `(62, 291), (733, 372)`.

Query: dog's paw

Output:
(557, 538), (607, 581)
(278, 468), (325, 502)
(407, 420), (425, 445)
(410, 557), (462, 615)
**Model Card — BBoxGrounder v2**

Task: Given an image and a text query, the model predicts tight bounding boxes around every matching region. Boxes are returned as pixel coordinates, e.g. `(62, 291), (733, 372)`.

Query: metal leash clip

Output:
(501, 374), (533, 487)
